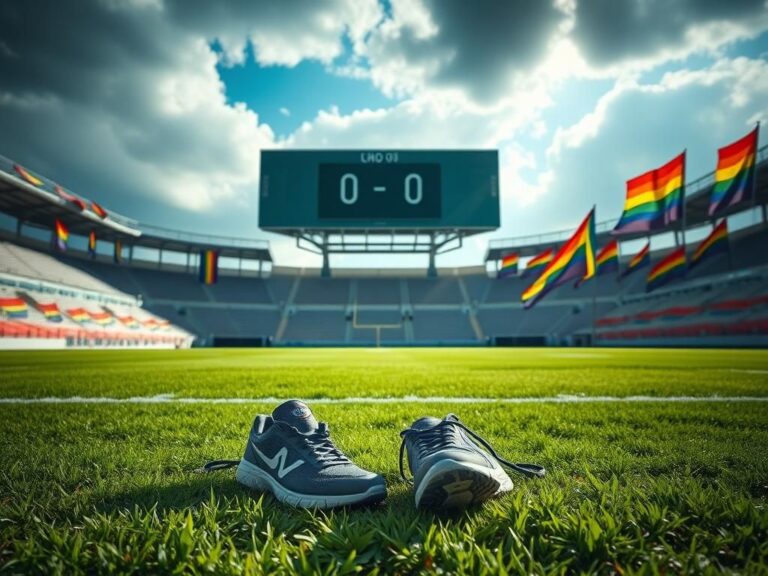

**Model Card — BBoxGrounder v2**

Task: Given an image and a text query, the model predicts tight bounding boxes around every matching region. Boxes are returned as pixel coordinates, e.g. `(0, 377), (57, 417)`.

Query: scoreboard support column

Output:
(428, 233), (437, 278)
(321, 233), (331, 278)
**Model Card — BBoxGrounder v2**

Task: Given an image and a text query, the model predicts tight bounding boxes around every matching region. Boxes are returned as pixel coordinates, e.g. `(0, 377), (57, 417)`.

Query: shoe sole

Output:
(235, 458), (386, 509)
(415, 458), (513, 511)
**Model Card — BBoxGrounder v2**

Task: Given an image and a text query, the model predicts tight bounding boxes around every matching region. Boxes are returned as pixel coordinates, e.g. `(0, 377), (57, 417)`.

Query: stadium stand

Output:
(407, 278), (464, 305)
(0, 242), (192, 349)
(1, 146), (767, 348)
(593, 273), (768, 346)
(3, 220), (768, 347)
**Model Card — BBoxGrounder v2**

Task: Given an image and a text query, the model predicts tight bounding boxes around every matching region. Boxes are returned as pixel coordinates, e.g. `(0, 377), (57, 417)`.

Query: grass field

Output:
(1, 348), (767, 574)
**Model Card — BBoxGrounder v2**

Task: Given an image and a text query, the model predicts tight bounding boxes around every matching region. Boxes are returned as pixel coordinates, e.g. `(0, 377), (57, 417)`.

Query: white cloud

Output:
(508, 54), (768, 240)
(279, 107), (291, 117)
(1, 0), (768, 269)
(549, 56), (768, 162)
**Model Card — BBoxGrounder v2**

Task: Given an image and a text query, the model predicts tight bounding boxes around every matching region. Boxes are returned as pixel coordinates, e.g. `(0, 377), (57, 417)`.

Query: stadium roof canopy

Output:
(486, 144), (768, 261)
(0, 155), (271, 262)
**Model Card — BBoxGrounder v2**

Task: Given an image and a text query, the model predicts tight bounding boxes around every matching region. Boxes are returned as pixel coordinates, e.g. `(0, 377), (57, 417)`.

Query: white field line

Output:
(545, 353), (609, 359)
(0, 394), (767, 405)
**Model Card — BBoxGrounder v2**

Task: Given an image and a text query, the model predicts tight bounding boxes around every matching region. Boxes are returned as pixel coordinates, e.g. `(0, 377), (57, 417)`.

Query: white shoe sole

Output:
(415, 458), (513, 510)
(235, 458), (386, 509)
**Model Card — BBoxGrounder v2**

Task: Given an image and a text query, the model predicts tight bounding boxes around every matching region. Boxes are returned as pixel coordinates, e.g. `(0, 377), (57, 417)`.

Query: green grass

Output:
(1, 347), (768, 399)
(1, 348), (767, 574)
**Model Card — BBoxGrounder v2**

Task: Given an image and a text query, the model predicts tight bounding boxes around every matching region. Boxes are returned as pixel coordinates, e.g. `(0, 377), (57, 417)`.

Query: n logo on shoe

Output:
(252, 444), (305, 478)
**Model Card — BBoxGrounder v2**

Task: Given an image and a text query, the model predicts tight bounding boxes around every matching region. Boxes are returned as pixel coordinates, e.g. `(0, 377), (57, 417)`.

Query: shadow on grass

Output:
(94, 471), (476, 527)
(95, 475), (245, 514)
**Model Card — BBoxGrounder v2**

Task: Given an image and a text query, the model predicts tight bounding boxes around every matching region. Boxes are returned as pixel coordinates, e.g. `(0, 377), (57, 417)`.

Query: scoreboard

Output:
(259, 150), (500, 230)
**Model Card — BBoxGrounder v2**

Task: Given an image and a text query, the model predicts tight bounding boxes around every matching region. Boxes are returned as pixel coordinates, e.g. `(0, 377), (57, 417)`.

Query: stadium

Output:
(2, 1), (768, 574)
(2, 143), (767, 351)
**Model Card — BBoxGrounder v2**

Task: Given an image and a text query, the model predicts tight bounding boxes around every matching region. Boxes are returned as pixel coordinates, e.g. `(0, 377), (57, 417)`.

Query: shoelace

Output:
(398, 415), (546, 483)
(306, 423), (351, 466)
(196, 422), (349, 473)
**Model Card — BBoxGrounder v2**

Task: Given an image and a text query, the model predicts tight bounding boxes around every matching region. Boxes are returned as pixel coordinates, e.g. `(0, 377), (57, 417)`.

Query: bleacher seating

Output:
(282, 311), (347, 343)
(294, 278), (350, 305)
(265, 275), (297, 304)
(407, 278), (464, 304)
(462, 275), (491, 304)
(476, 308), (526, 338)
(353, 309), (402, 325)
(355, 279), (401, 305)
(129, 268), (210, 301)
(3, 222), (768, 347)
(0, 243), (191, 349)
(205, 277), (272, 304)
(594, 277), (768, 345)
(2, 242), (125, 295)
(227, 309), (281, 337)
(411, 310), (475, 342)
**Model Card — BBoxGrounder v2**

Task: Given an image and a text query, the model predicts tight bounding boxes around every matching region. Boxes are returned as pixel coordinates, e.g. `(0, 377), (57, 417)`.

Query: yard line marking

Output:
(1, 395), (767, 405)
(546, 353), (609, 359)
(727, 369), (768, 374)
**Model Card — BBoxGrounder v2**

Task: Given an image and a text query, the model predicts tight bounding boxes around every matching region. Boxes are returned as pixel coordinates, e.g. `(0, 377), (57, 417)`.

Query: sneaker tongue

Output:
(272, 400), (319, 433)
(411, 416), (441, 430)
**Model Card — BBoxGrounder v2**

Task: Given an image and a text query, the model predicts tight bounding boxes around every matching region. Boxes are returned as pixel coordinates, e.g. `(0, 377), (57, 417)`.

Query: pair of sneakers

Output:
(202, 400), (545, 511)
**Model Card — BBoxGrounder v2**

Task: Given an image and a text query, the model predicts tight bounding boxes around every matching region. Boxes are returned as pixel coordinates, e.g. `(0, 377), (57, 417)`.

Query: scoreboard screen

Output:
(318, 163), (441, 219)
(259, 150), (499, 230)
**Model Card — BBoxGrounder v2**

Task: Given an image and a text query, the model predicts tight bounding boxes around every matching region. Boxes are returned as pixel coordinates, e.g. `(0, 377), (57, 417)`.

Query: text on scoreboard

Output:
(259, 150), (499, 230)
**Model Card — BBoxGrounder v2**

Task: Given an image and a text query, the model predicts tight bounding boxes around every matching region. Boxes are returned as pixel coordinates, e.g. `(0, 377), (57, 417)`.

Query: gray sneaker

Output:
(399, 414), (545, 510)
(203, 400), (386, 509)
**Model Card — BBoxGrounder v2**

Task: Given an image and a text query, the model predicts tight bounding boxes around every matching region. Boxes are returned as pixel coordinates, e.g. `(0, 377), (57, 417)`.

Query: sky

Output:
(0, 0), (767, 269)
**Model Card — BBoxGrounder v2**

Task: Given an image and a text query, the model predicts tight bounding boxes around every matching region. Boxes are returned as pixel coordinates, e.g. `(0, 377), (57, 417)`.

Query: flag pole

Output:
(727, 221), (734, 271)
(753, 122), (764, 223)
(680, 149), (687, 252)
(590, 205), (597, 346)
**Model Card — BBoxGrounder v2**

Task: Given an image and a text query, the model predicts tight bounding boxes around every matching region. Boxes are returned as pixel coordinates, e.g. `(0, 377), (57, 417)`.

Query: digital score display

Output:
(259, 150), (499, 231)
(318, 163), (441, 219)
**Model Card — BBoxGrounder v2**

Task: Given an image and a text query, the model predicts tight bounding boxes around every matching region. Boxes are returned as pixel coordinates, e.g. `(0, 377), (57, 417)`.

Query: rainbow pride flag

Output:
(13, 164), (44, 187)
(91, 201), (108, 219)
(522, 209), (596, 308)
(199, 250), (219, 285)
(620, 241), (650, 279)
(576, 239), (620, 288)
(647, 247), (687, 292)
(55, 219), (69, 251)
(709, 126), (759, 216)
(522, 248), (554, 278)
(67, 308), (90, 323)
(614, 152), (685, 234)
(691, 219), (728, 269)
(497, 253), (519, 278)
(0, 297), (28, 318)
(88, 231), (97, 258)
(596, 240), (619, 275)
(118, 315), (140, 329)
(89, 311), (114, 326)
(38, 302), (63, 322)
(55, 185), (86, 211)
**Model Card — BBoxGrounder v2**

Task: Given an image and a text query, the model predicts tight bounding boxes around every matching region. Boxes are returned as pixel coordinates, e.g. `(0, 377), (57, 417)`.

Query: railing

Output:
(139, 223), (270, 250)
(0, 153), (141, 230)
(0, 153), (270, 251)
(488, 219), (615, 249)
(489, 143), (768, 251)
